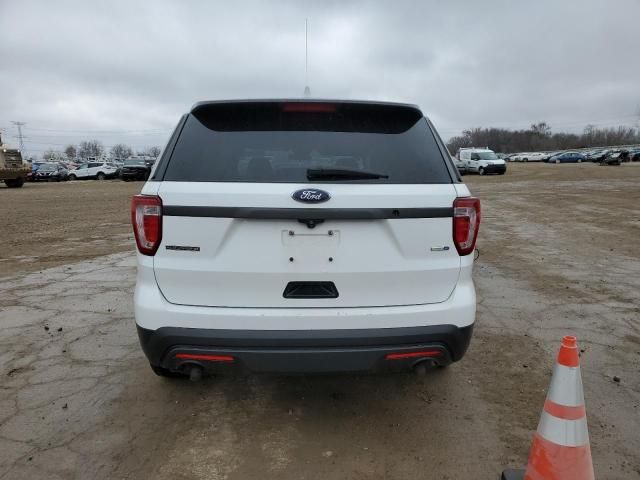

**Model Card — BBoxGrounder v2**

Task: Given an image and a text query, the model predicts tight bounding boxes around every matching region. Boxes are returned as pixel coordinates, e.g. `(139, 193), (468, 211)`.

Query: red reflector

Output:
(143, 215), (160, 244)
(175, 353), (234, 362)
(281, 102), (336, 113)
(385, 350), (442, 360)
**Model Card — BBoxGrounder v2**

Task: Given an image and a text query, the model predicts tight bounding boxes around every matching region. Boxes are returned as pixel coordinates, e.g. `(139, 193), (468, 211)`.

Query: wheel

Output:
(97, 172), (106, 181)
(478, 167), (486, 175)
(151, 365), (186, 378)
(555, 159), (561, 164)
(577, 159), (582, 163)
(4, 177), (25, 188)
(68, 174), (76, 181)
(523, 158), (528, 162)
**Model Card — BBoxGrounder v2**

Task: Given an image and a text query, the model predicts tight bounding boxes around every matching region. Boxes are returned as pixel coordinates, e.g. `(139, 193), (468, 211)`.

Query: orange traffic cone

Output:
(502, 336), (595, 480)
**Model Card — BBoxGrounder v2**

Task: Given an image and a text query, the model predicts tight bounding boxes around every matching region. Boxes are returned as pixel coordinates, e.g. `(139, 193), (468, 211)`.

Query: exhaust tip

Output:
(189, 365), (204, 382)
(413, 359), (437, 377)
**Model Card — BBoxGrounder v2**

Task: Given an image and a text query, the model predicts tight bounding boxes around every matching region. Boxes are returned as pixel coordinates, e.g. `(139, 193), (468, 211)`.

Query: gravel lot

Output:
(1, 163), (639, 479)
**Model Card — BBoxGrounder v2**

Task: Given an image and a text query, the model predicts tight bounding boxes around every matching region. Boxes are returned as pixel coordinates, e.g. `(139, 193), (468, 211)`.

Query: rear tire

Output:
(68, 174), (76, 181)
(555, 159), (561, 164)
(478, 167), (486, 175)
(97, 172), (106, 181)
(4, 177), (25, 188)
(577, 159), (582, 163)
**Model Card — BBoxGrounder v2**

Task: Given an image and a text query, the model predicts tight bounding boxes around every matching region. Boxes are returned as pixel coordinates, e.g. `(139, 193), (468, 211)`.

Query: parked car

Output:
(599, 154), (621, 166)
(458, 147), (506, 174)
(587, 149), (610, 162)
(68, 161), (119, 180)
(547, 151), (586, 163)
(133, 99), (480, 379)
(120, 158), (151, 181)
(450, 154), (467, 175)
(629, 149), (640, 161)
(32, 163), (69, 182)
(541, 151), (561, 162)
(26, 162), (44, 181)
(600, 150), (627, 166)
(518, 152), (546, 162)
(503, 153), (519, 162)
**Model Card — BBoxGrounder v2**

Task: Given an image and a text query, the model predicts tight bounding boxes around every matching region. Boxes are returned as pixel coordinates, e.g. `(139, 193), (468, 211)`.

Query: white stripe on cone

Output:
(537, 410), (590, 447)
(546, 363), (585, 407)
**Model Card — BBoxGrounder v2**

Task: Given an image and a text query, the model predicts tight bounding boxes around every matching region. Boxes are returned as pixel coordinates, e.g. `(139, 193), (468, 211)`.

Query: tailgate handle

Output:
(283, 281), (339, 299)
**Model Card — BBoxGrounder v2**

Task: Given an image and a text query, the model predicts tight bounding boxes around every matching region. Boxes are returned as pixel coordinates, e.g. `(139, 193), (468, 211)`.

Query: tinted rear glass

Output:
(162, 102), (451, 183)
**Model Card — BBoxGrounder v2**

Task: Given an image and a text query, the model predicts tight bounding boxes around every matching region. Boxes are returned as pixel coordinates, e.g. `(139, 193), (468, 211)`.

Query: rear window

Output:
(161, 102), (452, 183)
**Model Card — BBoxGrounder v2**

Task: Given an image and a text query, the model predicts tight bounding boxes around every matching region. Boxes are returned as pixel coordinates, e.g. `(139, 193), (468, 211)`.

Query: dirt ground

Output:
(1, 164), (639, 479)
(0, 180), (140, 278)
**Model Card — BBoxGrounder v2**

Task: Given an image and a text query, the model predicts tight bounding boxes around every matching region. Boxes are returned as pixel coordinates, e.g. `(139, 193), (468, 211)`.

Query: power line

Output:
(25, 132), (169, 139)
(23, 127), (171, 135)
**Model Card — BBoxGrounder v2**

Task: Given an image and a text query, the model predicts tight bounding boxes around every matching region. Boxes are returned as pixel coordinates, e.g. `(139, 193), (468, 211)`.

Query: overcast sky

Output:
(1, 0), (639, 158)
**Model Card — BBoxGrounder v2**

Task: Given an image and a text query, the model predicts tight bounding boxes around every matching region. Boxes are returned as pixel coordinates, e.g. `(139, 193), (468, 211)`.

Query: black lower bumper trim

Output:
(137, 324), (474, 374)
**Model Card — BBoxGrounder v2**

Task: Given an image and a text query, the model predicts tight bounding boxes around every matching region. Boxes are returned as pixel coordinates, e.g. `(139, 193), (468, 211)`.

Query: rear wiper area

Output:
(306, 168), (389, 180)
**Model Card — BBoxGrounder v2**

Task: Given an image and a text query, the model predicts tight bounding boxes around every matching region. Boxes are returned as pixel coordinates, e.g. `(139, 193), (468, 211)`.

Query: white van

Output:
(133, 99), (480, 380)
(458, 148), (506, 175)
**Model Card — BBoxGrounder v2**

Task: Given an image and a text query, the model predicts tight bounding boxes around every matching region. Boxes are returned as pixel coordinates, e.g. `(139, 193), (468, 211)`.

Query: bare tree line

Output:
(446, 123), (640, 154)
(42, 141), (161, 162)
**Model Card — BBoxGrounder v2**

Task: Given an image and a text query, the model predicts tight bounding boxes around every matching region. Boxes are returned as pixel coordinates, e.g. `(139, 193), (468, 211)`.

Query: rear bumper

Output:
(137, 323), (474, 374)
(121, 170), (148, 178)
(0, 169), (30, 180)
(483, 164), (506, 174)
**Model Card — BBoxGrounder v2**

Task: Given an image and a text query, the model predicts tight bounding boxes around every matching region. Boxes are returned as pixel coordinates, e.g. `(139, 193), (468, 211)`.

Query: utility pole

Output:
(11, 121), (26, 157)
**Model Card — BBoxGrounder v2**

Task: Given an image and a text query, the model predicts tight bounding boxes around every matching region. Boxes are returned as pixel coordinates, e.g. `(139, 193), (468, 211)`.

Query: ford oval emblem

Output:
(292, 188), (331, 203)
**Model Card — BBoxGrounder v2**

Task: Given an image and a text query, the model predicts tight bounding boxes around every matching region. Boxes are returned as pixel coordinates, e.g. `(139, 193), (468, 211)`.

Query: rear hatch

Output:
(152, 101), (460, 308)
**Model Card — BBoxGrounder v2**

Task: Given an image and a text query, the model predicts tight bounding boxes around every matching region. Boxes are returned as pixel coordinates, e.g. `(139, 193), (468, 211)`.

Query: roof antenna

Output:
(304, 18), (311, 97)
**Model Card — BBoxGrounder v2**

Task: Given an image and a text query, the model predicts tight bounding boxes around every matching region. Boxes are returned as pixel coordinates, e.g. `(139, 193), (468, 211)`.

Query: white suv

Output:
(132, 100), (480, 380)
(68, 161), (118, 180)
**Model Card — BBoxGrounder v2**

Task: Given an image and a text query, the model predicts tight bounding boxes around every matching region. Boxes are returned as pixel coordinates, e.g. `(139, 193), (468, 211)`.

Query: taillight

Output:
(131, 195), (162, 256)
(453, 197), (480, 256)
